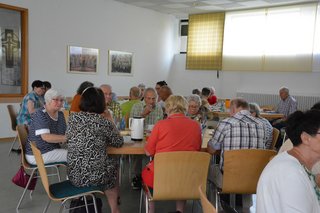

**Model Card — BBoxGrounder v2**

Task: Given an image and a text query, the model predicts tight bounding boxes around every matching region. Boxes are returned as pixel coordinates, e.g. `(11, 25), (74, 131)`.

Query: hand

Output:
(142, 105), (154, 117)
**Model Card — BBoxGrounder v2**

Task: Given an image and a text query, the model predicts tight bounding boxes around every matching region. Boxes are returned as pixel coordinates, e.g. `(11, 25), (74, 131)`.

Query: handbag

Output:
(12, 166), (37, 190)
(141, 160), (154, 188)
(69, 197), (102, 213)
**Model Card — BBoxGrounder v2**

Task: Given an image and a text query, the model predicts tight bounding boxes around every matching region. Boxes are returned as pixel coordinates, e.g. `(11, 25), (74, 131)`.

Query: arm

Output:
(144, 124), (159, 156)
(41, 134), (66, 143)
(27, 99), (36, 114)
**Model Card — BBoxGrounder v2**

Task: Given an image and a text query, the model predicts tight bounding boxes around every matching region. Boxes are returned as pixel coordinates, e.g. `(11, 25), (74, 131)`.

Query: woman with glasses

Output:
(25, 89), (67, 165)
(186, 94), (207, 128)
(257, 109), (320, 213)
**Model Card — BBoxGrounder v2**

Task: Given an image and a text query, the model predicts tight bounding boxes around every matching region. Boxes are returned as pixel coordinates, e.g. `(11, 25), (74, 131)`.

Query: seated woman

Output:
(66, 87), (123, 213)
(17, 80), (46, 126)
(70, 81), (94, 112)
(186, 94), (207, 128)
(257, 109), (320, 213)
(25, 89), (67, 164)
(249, 103), (273, 149)
(142, 95), (202, 213)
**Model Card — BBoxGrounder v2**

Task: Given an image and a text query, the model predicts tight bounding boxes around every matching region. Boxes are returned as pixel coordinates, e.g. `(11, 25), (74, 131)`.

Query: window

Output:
(186, 12), (225, 70)
(222, 3), (318, 72)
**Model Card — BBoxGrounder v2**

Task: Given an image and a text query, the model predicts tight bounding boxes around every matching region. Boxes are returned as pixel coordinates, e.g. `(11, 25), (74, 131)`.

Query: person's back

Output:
(146, 114), (201, 154)
(208, 98), (266, 169)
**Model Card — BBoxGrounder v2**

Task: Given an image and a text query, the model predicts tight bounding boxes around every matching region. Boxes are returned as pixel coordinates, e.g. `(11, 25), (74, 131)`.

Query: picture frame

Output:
(0, 3), (28, 99)
(67, 45), (99, 74)
(108, 50), (133, 76)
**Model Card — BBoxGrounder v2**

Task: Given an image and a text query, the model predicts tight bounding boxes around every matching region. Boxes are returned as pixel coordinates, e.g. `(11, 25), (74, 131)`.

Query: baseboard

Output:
(0, 137), (14, 142)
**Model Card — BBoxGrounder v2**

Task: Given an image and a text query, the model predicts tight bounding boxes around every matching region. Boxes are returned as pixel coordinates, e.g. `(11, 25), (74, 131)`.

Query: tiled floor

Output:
(1, 140), (255, 213)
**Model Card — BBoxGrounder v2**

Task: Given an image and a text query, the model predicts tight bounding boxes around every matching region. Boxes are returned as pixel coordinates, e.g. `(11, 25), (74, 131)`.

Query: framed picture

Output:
(108, 50), (133, 76)
(67, 45), (99, 74)
(0, 3), (28, 98)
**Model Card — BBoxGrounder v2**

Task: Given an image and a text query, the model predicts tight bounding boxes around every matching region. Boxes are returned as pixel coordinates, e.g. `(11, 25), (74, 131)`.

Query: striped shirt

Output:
(208, 110), (266, 170)
(26, 107), (66, 155)
(130, 101), (163, 128)
(276, 95), (297, 117)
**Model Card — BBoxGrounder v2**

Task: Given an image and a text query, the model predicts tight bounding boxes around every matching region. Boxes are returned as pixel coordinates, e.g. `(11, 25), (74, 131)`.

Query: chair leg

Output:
(139, 188), (143, 213)
(145, 194), (149, 213)
(90, 195), (99, 213)
(43, 198), (51, 213)
(215, 191), (220, 213)
(119, 156), (123, 186)
(16, 169), (36, 210)
(8, 134), (18, 156)
(53, 166), (62, 181)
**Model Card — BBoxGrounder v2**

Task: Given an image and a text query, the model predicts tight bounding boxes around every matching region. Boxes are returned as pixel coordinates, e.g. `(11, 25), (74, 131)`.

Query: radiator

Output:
(236, 92), (320, 111)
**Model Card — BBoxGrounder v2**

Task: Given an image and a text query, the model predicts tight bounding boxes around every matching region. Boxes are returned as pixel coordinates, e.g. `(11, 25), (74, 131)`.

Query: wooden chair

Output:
(199, 185), (216, 213)
(139, 151), (211, 213)
(30, 141), (104, 213)
(7, 104), (18, 155)
(270, 128), (280, 150)
(215, 149), (277, 212)
(16, 125), (66, 211)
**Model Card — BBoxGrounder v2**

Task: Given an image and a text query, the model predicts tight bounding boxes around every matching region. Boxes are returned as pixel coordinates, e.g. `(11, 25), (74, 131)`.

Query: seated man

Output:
(100, 84), (122, 123)
(207, 98), (266, 211)
(120, 86), (141, 126)
(272, 86), (297, 130)
(130, 87), (163, 190)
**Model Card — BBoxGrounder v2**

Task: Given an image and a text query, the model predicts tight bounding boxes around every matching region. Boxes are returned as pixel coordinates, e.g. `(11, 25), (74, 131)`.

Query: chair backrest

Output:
(63, 110), (70, 122)
(16, 125), (31, 168)
(30, 142), (52, 198)
(199, 185), (216, 213)
(7, 105), (18, 131)
(153, 151), (211, 200)
(222, 149), (277, 194)
(270, 128), (280, 150)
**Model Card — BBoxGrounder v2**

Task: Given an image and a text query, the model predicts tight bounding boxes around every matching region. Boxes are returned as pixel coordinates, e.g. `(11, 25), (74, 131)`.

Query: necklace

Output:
(289, 149), (320, 202)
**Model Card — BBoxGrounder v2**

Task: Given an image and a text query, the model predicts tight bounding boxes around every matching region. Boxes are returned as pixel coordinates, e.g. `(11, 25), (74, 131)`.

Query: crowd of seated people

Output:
(17, 78), (320, 213)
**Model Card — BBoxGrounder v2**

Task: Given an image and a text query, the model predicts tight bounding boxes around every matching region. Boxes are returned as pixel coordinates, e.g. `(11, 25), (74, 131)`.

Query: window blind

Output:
(222, 3), (318, 72)
(186, 12), (225, 70)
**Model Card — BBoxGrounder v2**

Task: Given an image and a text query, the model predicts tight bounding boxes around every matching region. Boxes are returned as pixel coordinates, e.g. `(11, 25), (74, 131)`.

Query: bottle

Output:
(220, 101), (225, 112)
(120, 117), (126, 130)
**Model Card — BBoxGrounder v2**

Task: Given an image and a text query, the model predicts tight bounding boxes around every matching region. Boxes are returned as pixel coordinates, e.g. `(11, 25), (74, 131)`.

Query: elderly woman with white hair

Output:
(186, 94), (207, 127)
(25, 89), (67, 164)
(249, 102), (273, 149)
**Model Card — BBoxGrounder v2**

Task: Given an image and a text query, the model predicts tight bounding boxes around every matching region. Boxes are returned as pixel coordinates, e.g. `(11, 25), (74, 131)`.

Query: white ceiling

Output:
(113, 0), (318, 18)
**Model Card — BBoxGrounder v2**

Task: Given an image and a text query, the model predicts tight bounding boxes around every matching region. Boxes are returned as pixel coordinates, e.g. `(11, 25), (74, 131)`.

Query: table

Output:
(107, 130), (211, 155)
(207, 111), (284, 121)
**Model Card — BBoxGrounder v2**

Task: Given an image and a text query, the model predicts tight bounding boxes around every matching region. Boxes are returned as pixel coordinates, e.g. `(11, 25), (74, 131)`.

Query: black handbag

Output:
(69, 197), (102, 213)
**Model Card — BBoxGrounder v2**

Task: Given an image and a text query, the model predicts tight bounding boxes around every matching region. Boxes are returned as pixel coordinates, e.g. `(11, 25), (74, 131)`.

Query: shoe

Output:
(131, 175), (142, 190)
(168, 211), (182, 213)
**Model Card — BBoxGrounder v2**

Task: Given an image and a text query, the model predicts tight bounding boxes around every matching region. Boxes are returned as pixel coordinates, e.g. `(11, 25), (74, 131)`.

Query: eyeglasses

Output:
(52, 98), (64, 102)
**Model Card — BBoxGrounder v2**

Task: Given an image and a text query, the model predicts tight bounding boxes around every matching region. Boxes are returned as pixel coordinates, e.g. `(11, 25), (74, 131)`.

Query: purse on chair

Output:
(12, 166), (37, 190)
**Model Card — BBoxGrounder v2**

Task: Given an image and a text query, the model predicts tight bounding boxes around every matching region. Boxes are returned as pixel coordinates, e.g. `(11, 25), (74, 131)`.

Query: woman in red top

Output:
(143, 95), (202, 213)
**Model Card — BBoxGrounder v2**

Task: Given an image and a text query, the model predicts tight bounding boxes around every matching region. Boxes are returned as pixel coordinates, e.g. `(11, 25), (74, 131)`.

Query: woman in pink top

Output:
(143, 95), (202, 213)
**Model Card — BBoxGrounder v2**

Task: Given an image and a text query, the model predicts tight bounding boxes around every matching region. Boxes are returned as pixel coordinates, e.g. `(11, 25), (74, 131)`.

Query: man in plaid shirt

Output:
(272, 86), (297, 129)
(129, 87), (163, 190)
(207, 98), (266, 211)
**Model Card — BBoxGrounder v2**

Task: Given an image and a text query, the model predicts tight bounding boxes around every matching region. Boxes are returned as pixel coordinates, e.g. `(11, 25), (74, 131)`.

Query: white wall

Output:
(0, 0), (179, 137)
(169, 54), (320, 98)
(1, 0), (320, 138)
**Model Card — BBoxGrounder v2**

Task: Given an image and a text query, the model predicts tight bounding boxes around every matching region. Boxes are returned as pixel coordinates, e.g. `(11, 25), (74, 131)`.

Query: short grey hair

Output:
(45, 89), (63, 103)
(249, 102), (261, 117)
(187, 94), (201, 106)
(279, 86), (289, 94)
(144, 87), (157, 97)
(100, 84), (112, 90)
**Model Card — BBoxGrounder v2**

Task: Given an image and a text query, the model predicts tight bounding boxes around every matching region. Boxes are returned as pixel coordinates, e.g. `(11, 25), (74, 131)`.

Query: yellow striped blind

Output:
(186, 12), (225, 70)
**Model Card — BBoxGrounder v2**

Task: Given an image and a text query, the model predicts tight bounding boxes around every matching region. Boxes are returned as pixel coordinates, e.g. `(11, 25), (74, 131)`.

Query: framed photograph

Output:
(67, 45), (99, 74)
(108, 50), (133, 76)
(0, 3), (28, 98)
